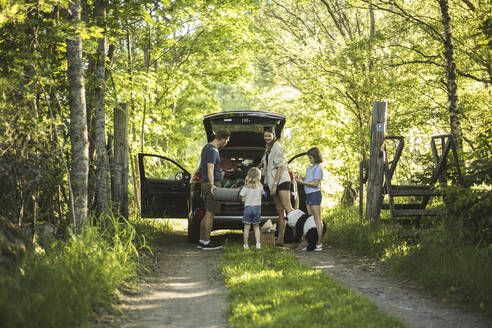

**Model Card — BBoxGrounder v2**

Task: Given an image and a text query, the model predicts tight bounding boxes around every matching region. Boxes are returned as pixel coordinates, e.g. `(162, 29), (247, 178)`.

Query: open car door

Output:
(138, 153), (191, 218)
(288, 152), (308, 212)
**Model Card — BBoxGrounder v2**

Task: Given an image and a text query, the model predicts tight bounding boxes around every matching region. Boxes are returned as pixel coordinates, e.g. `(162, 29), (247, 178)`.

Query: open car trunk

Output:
(215, 147), (278, 219)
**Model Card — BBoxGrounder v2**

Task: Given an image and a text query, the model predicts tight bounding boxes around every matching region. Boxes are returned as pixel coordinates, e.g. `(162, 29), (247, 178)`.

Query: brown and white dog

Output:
(286, 209), (325, 251)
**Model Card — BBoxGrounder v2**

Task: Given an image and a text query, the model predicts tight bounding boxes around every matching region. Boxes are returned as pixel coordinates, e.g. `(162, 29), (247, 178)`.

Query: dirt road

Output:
(100, 229), (491, 328)
(294, 246), (492, 328)
(106, 232), (229, 328)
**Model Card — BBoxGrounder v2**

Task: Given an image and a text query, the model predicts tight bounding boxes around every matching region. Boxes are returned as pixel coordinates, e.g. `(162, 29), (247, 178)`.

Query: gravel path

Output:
(107, 232), (229, 328)
(293, 244), (492, 328)
(97, 229), (492, 328)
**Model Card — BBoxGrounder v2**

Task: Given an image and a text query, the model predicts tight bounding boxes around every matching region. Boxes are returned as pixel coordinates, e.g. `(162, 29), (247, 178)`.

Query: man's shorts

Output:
(306, 190), (322, 206)
(201, 181), (222, 213)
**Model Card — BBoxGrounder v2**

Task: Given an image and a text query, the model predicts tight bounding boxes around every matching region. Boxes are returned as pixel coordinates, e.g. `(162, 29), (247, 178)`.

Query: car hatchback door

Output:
(138, 153), (191, 218)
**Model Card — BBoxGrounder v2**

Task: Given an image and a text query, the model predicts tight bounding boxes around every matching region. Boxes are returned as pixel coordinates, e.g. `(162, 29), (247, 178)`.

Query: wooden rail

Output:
(380, 134), (464, 222)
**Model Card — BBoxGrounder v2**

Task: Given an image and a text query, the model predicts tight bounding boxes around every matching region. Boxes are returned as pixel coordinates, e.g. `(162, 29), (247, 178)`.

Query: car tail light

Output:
(289, 171), (294, 181)
(192, 171), (202, 182)
(194, 208), (205, 220)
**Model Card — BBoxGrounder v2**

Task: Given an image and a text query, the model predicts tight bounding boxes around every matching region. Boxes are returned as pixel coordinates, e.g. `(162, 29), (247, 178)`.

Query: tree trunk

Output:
(365, 102), (387, 221)
(112, 103), (129, 219)
(67, 0), (89, 233)
(438, 0), (464, 153)
(94, 0), (111, 217)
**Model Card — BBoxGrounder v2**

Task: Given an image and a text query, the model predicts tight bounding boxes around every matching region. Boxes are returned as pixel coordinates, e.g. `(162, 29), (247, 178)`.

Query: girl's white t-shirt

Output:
(240, 186), (263, 207)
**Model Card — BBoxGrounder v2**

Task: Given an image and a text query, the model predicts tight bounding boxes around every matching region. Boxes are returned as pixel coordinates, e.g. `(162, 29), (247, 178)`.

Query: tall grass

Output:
(324, 206), (400, 259)
(324, 206), (492, 314)
(389, 226), (492, 312)
(0, 215), (173, 328)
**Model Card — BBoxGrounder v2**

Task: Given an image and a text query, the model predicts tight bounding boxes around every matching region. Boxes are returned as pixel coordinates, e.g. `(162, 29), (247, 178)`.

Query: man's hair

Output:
(214, 129), (231, 140)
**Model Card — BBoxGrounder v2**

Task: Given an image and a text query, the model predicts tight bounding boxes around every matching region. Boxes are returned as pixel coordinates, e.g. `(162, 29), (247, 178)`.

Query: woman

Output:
(295, 147), (323, 251)
(258, 127), (294, 246)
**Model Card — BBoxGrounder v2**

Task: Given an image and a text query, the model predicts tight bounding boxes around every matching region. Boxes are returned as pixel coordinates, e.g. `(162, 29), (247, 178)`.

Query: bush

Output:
(0, 216), (149, 328)
(443, 186), (492, 245)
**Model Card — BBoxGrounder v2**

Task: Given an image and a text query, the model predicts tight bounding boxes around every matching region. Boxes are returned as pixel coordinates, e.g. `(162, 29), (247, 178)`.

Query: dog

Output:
(286, 209), (326, 251)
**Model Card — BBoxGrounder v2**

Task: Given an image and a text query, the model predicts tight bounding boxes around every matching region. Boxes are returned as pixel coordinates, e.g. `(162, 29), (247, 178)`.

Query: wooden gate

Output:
(381, 134), (465, 222)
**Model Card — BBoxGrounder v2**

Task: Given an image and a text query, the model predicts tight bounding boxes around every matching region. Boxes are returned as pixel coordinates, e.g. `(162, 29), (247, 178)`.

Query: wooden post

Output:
(365, 102), (387, 221)
(113, 103), (129, 219)
(359, 161), (364, 219)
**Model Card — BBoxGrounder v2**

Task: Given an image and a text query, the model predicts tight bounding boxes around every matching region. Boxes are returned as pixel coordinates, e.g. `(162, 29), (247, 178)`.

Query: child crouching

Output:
(240, 167), (263, 249)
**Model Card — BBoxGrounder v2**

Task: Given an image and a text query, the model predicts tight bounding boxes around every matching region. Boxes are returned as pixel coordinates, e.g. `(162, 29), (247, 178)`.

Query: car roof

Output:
(203, 111), (286, 147)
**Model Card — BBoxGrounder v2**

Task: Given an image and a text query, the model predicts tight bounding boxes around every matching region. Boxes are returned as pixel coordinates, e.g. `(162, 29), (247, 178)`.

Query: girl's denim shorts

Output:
(306, 191), (322, 206)
(243, 206), (261, 224)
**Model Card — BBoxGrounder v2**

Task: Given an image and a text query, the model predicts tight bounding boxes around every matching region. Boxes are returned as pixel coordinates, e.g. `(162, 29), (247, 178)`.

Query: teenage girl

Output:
(295, 147), (324, 251)
(240, 167), (264, 249)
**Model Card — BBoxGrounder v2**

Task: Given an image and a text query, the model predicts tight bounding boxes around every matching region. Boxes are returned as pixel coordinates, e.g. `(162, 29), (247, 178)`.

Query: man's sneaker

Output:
(243, 244), (249, 250)
(197, 242), (205, 249)
(256, 243), (261, 249)
(201, 242), (222, 250)
(315, 244), (323, 251)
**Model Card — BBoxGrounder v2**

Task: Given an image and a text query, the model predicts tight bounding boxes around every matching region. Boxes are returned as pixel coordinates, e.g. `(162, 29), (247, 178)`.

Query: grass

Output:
(0, 215), (174, 328)
(388, 226), (492, 313)
(324, 206), (492, 314)
(324, 206), (401, 259)
(220, 244), (406, 328)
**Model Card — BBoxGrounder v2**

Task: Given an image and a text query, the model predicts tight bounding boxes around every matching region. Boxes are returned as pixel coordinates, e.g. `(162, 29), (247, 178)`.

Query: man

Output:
(198, 129), (230, 250)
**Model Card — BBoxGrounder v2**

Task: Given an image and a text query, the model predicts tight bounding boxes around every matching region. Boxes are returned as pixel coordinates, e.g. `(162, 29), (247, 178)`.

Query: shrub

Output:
(443, 186), (492, 245)
(0, 217), (146, 328)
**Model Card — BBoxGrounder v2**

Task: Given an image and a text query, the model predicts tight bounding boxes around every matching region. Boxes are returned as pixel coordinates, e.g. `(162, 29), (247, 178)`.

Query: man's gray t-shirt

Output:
(200, 143), (221, 183)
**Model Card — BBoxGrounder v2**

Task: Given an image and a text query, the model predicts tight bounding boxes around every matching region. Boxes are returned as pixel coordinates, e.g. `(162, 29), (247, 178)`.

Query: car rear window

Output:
(211, 119), (279, 134)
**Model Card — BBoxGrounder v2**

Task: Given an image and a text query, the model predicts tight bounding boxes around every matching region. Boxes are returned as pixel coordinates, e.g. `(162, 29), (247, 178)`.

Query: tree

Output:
(66, 0), (89, 232)
(94, 0), (111, 216)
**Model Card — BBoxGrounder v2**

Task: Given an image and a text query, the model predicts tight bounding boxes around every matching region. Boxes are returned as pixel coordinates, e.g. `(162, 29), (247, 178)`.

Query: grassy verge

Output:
(0, 216), (173, 328)
(324, 206), (492, 314)
(220, 244), (406, 328)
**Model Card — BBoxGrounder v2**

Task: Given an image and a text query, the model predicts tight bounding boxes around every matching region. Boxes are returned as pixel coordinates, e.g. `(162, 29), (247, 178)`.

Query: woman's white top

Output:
(261, 141), (291, 189)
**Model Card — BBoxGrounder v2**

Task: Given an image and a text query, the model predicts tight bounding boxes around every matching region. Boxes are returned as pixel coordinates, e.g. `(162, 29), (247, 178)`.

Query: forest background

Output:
(0, 0), (491, 325)
(1, 0), (490, 226)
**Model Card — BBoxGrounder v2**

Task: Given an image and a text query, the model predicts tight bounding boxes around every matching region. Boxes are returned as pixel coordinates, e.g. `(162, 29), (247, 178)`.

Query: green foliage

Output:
(131, 217), (174, 247)
(389, 227), (492, 313)
(324, 205), (492, 314)
(324, 206), (400, 259)
(220, 244), (406, 328)
(0, 216), (172, 328)
(442, 186), (492, 246)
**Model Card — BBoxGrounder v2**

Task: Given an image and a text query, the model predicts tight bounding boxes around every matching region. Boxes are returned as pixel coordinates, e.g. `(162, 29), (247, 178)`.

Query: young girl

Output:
(295, 147), (324, 251)
(240, 167), (264, 249)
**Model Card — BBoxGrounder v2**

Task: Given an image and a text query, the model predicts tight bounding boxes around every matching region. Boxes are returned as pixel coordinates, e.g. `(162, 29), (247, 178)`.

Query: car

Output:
(138, 111), (308, 243)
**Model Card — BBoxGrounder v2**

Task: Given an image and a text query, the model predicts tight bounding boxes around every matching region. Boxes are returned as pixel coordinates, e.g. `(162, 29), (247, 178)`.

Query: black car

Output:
(138, 111), (307, 243)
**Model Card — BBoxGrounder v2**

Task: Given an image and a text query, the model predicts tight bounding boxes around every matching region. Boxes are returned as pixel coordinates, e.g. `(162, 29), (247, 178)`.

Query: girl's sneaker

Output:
(315, 244), (323, 251)
(243, 244), (249, 249)
(256, 243), (261, 249)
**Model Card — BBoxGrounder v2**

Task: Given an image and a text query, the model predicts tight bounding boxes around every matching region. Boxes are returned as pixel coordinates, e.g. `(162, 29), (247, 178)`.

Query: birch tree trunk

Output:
(94, 0), (111, 216)
(438, 0), (464, 153)
(67, 0), (89, 233)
